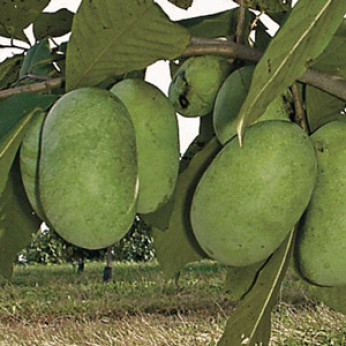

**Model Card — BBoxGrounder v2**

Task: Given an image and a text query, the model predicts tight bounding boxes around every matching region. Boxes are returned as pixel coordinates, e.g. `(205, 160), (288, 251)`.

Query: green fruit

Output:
(110, 79), (179, 214)
(39, 88), (138, 250)
(213, 65), (292, 144)
(168, 55), (232, 117)
(20, 112), (47, 220)
(190, 120), (316, 267)
(295, 120), (346, 286)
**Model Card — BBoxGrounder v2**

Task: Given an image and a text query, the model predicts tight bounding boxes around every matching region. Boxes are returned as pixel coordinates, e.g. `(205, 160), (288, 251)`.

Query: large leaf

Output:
(218, 230), (294, 346)
(178, 9), (255, 39)
(0, 55), (24, 90)
(236, 0), (346, 142)
(0, 159), (41, 281)
(33, 9), (74, 40)
(66, 0), (190, 90)
(20, 39), (54, 78)
(0, 0), (50, 41)
(152, 137), (222, 280)
(306, 86), (345, 132)
(168, 0), (193, 10)
(0, 94), (59, 194)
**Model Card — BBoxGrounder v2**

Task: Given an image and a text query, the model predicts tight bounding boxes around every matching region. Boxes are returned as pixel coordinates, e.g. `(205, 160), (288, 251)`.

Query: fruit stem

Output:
(291, 83), (309, 134)
(235, 0), (246, 44)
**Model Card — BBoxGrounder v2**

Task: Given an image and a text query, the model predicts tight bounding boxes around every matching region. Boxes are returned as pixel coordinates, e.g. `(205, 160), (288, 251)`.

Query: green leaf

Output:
(33, 9), (74, 40)
(0, 0), (50, 41)
(152, 137), (222, 280)
(236, 0), (346, 142)
(168, 0), (193, 10)
(306, 86), (345, 133)
(0, 94), (59, 194)
(20, 39), (54, 78)
(0, 55), (24, 90)
(309, 285), (346, 315)
(178, 9), (255, 39)
(0, 159), (41, 281)
(66, 0), (190, 90)
(225, 262), (264, 301)
(311, 20), (346, 78)
(218, 230), (294, 346)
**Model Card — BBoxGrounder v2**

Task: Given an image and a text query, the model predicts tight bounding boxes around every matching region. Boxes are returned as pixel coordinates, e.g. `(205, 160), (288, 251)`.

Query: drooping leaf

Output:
(225, 261), (264, 301)
(152, 137), (222, 280)
(168, 0), (193, 10)
(0, 94), (59, 194)
(0, 55), (24, 90)
(0, 0), (50, 41)
(66, 0), (190, 90)
(0, 159), (41, 281)
(218, 230), (294, 346)
(236, 0), (346, 142)
(178, 8), (255, 40)
(33, 9), (74, 40)
(20, 39), (54, 78)
(306, 86), (345, 132)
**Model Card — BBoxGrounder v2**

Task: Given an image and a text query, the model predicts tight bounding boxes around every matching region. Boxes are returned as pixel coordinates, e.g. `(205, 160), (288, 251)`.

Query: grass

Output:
(0, 260), (345, 345)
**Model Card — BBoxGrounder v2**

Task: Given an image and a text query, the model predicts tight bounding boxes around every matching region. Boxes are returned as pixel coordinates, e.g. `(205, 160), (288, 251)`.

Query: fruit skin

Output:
(39, 88), (138, 250)
(20, 112), (47, 220)
(295, 120), (346, 286)
(168, 55), (232, 117)
(213, 65), (291, 144)
(190, 120), (316, 267)
(110, 79), (180, 214)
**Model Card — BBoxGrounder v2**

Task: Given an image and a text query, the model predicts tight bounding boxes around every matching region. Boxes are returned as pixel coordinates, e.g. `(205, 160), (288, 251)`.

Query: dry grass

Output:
(0, 261), (345, 345)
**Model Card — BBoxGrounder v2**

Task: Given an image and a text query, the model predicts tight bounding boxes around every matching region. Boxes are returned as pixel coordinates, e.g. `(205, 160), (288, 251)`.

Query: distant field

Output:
(0, 261), (345, 345)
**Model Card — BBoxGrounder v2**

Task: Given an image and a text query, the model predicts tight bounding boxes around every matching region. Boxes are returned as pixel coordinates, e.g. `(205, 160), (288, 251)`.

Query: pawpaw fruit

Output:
(168, 55), (232, 117)
(39, 88), (138, 250)
(110, 79), (179, 214)
(190, 120), (316, 267)
(295, 119), (346, 286)
(20, 111), (47, 220)
(213, 65), (292, 144)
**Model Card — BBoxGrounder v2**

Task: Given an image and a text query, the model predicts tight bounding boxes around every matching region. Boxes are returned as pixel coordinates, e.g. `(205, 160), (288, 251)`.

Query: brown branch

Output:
(0, 77), (64, 100)
(292, 83), (309, 133)
(235, 0), (246, 44)
(182, 38), (346, 101)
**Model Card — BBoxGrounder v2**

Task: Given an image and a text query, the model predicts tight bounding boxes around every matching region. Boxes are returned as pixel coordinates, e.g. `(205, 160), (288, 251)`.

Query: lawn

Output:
(0, 260), (345, 345)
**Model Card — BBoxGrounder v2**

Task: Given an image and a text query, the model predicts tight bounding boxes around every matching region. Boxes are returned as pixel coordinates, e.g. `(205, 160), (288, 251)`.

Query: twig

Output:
(182, 38), (346, 100)
(291, 83), (309, 133)
(235, 0), (246, 44)
(0, 77), (64, 100)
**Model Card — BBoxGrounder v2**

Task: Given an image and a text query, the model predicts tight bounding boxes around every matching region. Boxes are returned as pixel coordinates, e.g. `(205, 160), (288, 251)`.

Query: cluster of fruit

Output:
(20, 80), (180, 250)
(168, 55), (345, 288)
(19, 54), (345, 290)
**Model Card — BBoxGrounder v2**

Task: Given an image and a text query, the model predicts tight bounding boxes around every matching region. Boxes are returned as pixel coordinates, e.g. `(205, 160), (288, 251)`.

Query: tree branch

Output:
(0, 78), (64, 100)
(235, 0), (246, 44)
(182, 38), (346, 101)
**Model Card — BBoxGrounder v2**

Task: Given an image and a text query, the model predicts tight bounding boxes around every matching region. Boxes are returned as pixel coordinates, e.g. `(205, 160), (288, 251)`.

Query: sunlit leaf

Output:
(152, 138), (221, 280)
(66, 0), (190, 90)
(236, 0), (346, 142)
(218, 230), (294, 346)
(0, 0), (50, 41)
(0, 159), (41, 281)
(33, 9), (74, 40)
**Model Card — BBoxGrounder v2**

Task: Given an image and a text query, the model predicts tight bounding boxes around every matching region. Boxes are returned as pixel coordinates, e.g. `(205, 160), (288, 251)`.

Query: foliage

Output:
(18, 217), (155, 265)
(0, 0), (345, 344)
